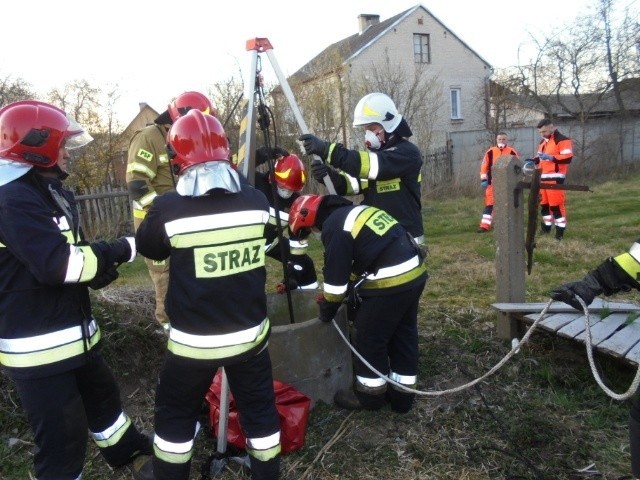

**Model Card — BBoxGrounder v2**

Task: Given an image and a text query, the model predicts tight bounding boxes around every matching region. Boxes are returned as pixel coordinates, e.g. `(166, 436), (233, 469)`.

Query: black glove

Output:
(288, 255), (317, 288)
(316, 294), (341, 323)
(88, 265), (120, 290)
(550, 273), (603, 310)
(92, 236), (134, 267)
(550, 257), (639, 310)
(311, 161), (330, 184)
(299, 134), (329, 161)
(255, 146), (290, 166)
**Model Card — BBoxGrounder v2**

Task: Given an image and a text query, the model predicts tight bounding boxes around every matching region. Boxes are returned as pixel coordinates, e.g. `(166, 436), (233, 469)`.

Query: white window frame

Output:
(450, 88), (462, 120)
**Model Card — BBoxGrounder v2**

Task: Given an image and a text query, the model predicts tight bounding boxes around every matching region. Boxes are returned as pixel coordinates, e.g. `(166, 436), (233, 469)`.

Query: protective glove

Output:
(537, 153), (554, 161)
(480, 180), (488, 189)
(88, 265), (120, 290)
(255, 146), (290, 166)
(311, 162), (330, 184)
(550, 273), (603, 310)
(316, 294), (341, 323)
(92, 236), (136, 267)
(551, 257), (639, 310)
(276, 277), (299, 294)
(298, 134), (330, 161)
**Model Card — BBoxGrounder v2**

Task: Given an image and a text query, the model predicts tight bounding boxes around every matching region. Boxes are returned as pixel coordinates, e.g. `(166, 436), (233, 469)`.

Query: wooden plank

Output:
(575, 312), (629, 345)
(493, 299), (640, 313)
(524, 312), (583, 332)
(624, 341), (640, 365)
(557, 314), (602, 339)
(598, 320), (640, 359)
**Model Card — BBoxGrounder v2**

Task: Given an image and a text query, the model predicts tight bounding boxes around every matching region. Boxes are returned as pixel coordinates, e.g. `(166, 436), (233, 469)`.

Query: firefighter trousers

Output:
(153, 347), (281, 480)
(12, 350), (151, 479)
(353, 280), (426, 413)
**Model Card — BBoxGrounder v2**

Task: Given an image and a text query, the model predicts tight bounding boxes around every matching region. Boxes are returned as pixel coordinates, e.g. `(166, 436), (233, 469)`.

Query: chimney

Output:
(358, 14), (380, 34)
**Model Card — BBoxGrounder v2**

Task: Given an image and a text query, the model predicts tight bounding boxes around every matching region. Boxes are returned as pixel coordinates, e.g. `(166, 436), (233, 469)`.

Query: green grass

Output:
(2, 172), (640, 479)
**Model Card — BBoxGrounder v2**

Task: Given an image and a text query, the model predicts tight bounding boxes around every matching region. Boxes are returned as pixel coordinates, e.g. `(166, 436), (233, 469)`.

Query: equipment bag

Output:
(206, 371), (311, 454)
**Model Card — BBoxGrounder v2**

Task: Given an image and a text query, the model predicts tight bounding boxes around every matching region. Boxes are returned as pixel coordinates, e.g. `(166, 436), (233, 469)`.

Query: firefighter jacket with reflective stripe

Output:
(325, 138), (424, 239)
(480, 145), (519, 184)
(126, 124), (174, 226)
(135, 184), (272, 362)
(320, 204), (427, 303)
(0, 172), (105, 379)
(613, 240), (640, 287)
(537, 129), (573, 181)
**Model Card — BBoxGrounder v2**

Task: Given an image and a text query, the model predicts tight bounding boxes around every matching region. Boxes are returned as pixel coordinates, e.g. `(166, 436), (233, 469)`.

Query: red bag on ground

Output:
(206, 371), (311, 454)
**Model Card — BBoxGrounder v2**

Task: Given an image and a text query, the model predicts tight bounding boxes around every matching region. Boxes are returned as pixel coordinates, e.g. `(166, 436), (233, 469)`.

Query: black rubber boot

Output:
(540, 222), (552, 234)
(386, 386), (415, 414)
(127, 454), (154, 480)
(250, 455), (280, 480)
(334, 388), (385, 411)
(555, 227), (565, 241)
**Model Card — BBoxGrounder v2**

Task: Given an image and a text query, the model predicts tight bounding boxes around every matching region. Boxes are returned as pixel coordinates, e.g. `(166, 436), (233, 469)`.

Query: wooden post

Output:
(492, 155), (525, 339)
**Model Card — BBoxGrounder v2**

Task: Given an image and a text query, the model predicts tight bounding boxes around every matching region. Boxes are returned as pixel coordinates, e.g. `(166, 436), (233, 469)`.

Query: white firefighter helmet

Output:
(352, 92), (402, 133)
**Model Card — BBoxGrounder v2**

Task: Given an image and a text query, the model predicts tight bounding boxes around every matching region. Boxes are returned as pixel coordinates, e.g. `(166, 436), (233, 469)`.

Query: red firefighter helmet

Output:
(168, 109), (230, 175)
(274, 154), (306, 192)
(168, 91), (216, 122)
(0, 100), (82, 168)
(288, 194), (323, 235)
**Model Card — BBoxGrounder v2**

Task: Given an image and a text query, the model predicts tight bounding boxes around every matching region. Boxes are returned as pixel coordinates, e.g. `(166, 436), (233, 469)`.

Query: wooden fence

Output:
(75, 186), (132, 241)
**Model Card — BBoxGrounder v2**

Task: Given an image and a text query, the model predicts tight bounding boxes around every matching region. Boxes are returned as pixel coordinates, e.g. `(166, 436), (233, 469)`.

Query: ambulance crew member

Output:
(0, 100), (153, 479)
(254, 146), (318, 291)
(136, 109), (281, 480)
(127, 91), (215, 330)
(551, 240), (640, 479)
(533, 118), (574, 240)
(300, 92), (424, 244)
(477, 132), (519, 232)
(289, 194), (427, 413)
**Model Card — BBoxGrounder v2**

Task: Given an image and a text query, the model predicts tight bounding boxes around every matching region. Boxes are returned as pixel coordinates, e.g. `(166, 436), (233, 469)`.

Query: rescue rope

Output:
(575, 296), (640, 401)
(331, 298), (640, 399)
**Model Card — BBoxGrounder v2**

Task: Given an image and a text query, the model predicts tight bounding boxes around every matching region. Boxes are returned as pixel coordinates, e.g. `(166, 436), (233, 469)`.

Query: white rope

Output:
(576, 296), (640, 401)
(332, 298), (640, 399)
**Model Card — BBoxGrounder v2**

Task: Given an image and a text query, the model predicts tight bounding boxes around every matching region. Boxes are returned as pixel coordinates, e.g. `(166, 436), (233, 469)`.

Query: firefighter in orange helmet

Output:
(254, 147), (318, 292)
(126, 91), (215, 331)
(136, 110), (281, 480)
(533, 118), (574, 240)
(477, 132), (519, 232)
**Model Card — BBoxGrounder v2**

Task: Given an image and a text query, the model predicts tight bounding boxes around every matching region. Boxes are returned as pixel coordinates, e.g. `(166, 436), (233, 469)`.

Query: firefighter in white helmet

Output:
(135, 109), (281, 480)
(299, 92), (424, 245)
(0, 100), (153, 479)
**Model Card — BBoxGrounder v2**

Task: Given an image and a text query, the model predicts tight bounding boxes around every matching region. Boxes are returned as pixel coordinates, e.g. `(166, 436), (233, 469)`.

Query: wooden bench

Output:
(492, 299), (640, 365)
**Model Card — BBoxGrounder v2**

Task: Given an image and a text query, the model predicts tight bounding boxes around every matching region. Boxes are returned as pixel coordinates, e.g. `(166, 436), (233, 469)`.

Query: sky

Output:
(1, 0), (632, 125)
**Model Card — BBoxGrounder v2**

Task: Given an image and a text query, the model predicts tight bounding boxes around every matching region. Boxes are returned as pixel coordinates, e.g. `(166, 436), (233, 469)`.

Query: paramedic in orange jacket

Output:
(534, 118), (574, 240)
(477, 132), (519, 232)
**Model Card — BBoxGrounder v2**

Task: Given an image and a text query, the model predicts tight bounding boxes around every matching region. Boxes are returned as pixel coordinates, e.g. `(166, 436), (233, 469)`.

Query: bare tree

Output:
(48, 80), (126, 189)
(0, 75), (37, 107)
(348, 50), (444, 156)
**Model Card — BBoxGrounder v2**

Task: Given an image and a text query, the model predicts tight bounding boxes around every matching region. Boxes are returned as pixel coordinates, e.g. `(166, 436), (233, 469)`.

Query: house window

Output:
(413, 34), (430, 63)
(450, 88), (462, 119)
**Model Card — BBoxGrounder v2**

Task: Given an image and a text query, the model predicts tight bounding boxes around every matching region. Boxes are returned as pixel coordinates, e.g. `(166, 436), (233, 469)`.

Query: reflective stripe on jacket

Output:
(135, 184), (272, 362)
